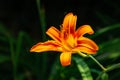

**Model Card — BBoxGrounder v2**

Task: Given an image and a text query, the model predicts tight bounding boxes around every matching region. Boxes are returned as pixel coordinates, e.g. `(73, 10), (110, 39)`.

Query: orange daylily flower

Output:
(30, 13), (99, 66)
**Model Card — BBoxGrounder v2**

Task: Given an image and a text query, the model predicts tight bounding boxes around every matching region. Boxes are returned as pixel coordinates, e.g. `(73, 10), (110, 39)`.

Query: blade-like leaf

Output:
(92, 23), (120, 38)
(101, 73), (109, 80)
(106, 63), (120, 72)
(96, 72), (109, 80)
(48, 56), (61, 80)
(97, 38), (120, 60)
(74, 57), (93, 80)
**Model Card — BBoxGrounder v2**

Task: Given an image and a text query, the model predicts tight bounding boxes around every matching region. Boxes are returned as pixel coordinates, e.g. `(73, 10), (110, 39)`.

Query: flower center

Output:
(62, 34), (77, 52)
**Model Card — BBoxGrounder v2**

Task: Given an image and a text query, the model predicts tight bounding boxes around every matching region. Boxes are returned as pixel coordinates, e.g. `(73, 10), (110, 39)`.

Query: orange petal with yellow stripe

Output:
(77, 37), (99, 51)
(46, 26), (61, 43)
(62, 13), (77, 34)
(30, 40), (62, 52)
(73, 45), (97, 54)
(76, 25), (94, 38)
(60, 52), (72, 66)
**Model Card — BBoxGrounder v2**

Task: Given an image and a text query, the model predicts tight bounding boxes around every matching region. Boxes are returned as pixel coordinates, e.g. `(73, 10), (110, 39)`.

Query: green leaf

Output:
(101, 73), (109, 80)
(74, 57), (93, 80)
(0, 54), (10, 63)
(92, 23), (120, 38)
(69, 77), (77, 80)
(15, 31), (24, 63)
(106, 63), (120, 72)
(97, 38), (120, 60)
(96, 72), (109, 80)
(48, 57), (61, 80)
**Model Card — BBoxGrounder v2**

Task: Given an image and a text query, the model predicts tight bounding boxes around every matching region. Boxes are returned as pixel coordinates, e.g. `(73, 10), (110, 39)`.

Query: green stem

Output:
(78, 52), (88, 57)
(36, 0), (46, 41)
(36, 0), (41, 24)
(88, 55), (107, 71)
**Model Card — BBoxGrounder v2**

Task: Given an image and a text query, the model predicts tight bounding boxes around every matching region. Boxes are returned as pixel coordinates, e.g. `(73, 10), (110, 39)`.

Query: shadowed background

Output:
(0, 0), (120, 80)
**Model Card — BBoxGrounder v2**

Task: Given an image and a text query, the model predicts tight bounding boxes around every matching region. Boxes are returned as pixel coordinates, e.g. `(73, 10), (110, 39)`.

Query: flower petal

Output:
(46, 26), (61, 43)
(30, 40), (62, 52)
(76, 25), (94, 38)
(77, 37), (99, 51)
(60, 52), (72, 66)
(73, 45), (97, 54)
(62, 13), (77, 36)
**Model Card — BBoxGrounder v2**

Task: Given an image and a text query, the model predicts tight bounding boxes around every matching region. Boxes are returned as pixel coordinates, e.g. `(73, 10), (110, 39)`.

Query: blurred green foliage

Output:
(0, 0), (120, 80)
